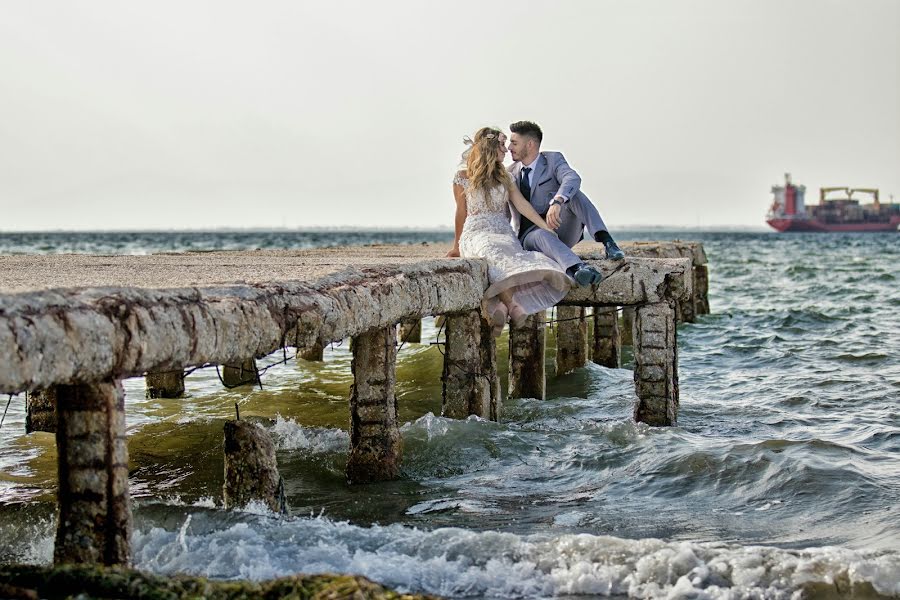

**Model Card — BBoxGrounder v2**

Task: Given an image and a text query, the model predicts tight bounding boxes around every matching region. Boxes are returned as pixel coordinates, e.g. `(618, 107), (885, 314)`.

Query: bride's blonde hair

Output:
(466, 127), (510, 193)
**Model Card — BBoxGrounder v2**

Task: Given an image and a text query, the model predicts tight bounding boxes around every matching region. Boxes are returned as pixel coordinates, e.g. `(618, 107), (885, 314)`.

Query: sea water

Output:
(0, 229), (897, 599)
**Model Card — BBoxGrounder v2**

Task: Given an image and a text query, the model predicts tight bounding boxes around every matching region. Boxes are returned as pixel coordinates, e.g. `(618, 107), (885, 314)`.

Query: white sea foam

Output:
(400, 412), (489, 441)
(268, 415), (348, 452)
(130, 514), (900, 598)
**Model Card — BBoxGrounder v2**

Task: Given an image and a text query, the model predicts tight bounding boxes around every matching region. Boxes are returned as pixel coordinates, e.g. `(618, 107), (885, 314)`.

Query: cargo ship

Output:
(766, 173), (900, 232)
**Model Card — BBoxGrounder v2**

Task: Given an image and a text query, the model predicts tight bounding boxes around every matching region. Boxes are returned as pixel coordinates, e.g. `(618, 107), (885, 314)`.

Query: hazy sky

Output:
(1, 0), (897, 230)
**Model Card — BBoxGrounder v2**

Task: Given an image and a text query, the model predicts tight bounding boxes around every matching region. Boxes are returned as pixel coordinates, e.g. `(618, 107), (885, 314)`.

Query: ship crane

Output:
(819, 187), (880, 205)
(820, 187), (851, 203)
(851, 188), (880, 208)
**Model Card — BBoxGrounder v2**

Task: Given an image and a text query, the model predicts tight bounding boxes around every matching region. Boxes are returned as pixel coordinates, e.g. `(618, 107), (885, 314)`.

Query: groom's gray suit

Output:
(508, 151), (610, 270)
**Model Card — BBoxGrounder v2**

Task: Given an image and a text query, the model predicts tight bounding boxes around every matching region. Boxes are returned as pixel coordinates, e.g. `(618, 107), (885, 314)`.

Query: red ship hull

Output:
(767, 217), (900, 232)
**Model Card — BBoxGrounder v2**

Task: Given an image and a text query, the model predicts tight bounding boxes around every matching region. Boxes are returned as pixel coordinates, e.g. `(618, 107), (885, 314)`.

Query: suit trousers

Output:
(521, 195), (609, 270)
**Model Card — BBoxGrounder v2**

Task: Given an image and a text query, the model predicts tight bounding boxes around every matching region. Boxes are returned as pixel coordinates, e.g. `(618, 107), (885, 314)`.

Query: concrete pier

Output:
(613, 240), (709, 323)
(346, 326), (402, 483)
(222, 359), (259, 387)
(398, 319), (422, 344)
(591, 307), (621, 368)
(223, 420), (285, 513)
(620, 307), (635, 346)
(694, 264), (710, 315)
(298, 341), (324, 362)
(508, 311), (546, 400)
(25, 389), (57, 433)
(54, 381), (131, 566)
(0, 242), (704, 560)
(560, 252), (691, 424)
(555, 306), (588, 376)
(145, 370), (185, 398)
(441, 310), (499, 419)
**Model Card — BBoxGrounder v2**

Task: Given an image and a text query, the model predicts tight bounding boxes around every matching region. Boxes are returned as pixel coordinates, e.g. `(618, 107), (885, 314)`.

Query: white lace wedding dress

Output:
(455, 173), (571, 317)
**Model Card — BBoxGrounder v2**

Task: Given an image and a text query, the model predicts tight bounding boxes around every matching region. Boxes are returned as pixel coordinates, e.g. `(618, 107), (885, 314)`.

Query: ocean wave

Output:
(124, 513), (900, 598)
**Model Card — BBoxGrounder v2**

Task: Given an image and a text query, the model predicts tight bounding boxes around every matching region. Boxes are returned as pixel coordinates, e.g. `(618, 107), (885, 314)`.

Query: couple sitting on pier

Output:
(447, 121), (624, 336)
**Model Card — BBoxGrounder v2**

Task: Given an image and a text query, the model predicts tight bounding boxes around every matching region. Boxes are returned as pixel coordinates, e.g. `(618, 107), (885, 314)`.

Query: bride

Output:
(447, 127), (572, 335)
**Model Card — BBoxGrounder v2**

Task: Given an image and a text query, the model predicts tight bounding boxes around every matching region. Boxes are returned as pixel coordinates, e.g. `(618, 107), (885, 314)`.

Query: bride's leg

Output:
(502, 290), (529, 327)
(487, 294), (509, 328)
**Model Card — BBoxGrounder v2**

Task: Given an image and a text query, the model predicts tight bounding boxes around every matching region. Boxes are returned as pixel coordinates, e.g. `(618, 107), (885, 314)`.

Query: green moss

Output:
(0, 564), (437, 600)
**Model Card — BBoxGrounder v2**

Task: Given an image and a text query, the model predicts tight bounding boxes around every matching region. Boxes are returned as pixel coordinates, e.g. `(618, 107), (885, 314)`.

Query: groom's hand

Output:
(546, 204), (562, 229)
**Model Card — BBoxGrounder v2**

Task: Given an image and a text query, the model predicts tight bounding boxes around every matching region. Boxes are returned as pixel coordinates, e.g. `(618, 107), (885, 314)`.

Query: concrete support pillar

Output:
(694, 264), (710, 315)
(222, 359), (259, 387)
(25, 388), (57, 433)
(398, 319), (422, 344)
(633, 302), (679, 426)
(620, 307), (635, 346)
(145, 371), (185, 399)
(298, 341), (324, 362)
(347, 325), (402, 483)
(54, 381), (131, 566)
(441, 310), (500, 420)
(508, 310), (546, 400)
(555, 306), (588, 376)
(680, 289), (697, 324)
(591, 307), (621, 369)
(223, 420), (285, 513)
(482, 318), (502, 422)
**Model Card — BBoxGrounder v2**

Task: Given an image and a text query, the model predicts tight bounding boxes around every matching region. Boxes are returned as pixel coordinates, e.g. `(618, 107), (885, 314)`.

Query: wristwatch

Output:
(550, 197), (565, 208)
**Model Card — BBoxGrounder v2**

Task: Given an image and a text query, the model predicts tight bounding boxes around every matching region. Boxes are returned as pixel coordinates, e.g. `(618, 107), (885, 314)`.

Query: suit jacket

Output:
(507, 151), (589, 237)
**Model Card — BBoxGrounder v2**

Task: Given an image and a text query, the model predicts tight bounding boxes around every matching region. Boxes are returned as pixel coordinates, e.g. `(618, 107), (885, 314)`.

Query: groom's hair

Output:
(509, 121), (543, 145)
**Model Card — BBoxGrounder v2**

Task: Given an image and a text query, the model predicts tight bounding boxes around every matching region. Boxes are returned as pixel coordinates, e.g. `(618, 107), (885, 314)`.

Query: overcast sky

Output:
(1, 0), (897, 230)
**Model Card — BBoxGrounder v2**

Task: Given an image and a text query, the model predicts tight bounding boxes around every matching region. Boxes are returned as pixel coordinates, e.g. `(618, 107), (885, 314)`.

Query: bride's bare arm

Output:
(447, 173), (468, 257)
(507, 181), (556, 234)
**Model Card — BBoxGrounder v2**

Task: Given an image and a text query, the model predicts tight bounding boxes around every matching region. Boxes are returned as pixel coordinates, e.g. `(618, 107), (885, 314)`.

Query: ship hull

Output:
(767, 217), (900, 232)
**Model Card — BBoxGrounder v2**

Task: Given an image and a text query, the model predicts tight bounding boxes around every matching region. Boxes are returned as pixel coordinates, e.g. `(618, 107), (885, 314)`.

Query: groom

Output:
(507, 120), (625, 286)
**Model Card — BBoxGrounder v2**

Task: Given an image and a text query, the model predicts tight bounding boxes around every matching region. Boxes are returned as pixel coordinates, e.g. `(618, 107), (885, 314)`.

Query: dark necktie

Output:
(519, 167), (532, 199)
(518, 167), (535, 239)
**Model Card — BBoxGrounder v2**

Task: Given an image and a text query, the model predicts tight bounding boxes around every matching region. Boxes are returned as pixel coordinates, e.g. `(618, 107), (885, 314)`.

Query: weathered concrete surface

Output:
(347, 325), (402, 483)
(633, 302), (679, 426)
(145, 370), (185, 398)
(297, 340), (324, 361)
(592, 307), (621, 368)
(441, 311), (498, 419)
(694, 263), (710, 315)
(54, 381), (131, 566)
(399, 318), (422, 344)
(621, 307), (635, 346)
(0, 248), (488, 394)
(25, 389), (57, 433)
(575, 241), (705, 321)
(617, 240), (707, 265)
(555, 306), (588, 376)
(222, 359), (259, 387)
(559, 257), (692, 307)
(508, 311), (546, 400)
(0, 564), (437, 600)
(222, 420), (285, 513)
